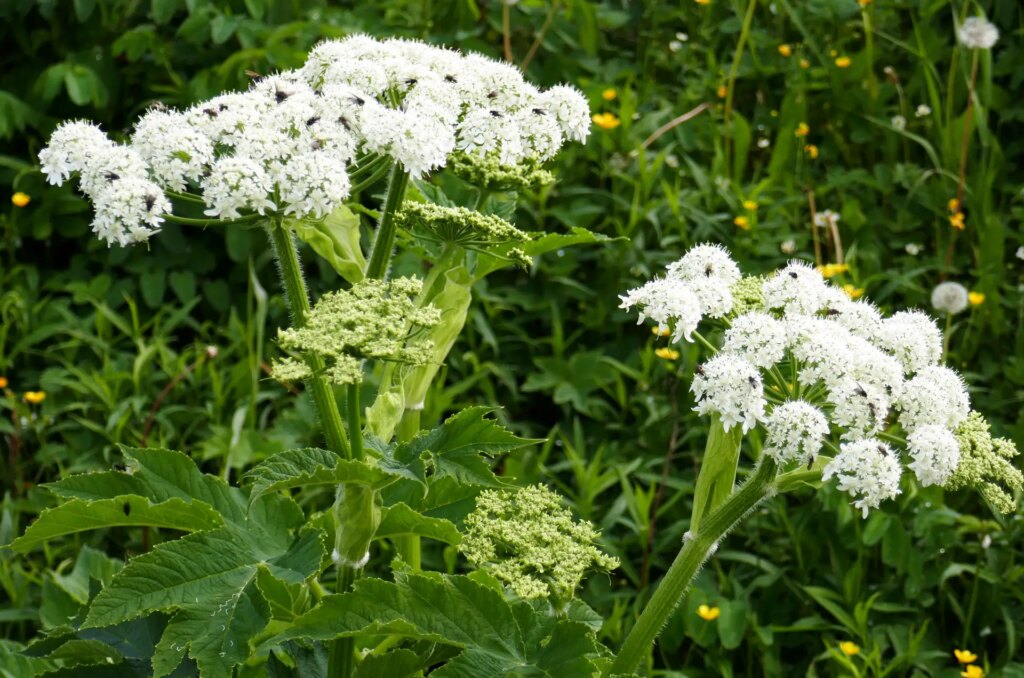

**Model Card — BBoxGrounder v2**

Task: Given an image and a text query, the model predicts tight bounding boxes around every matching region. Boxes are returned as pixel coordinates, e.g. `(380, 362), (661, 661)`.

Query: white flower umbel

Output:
(907, 425), (961, 487)
(201, 156), (276, 219)
(820, 295), (884, 342)
(896, 365), (970, 432)
(539, 84), (591, 143)
(878, 310), (942, 373)
(827, 378), (890, 441)
(957, 16), (999, 50)
(788, 317), (853, 390)
(763, 401), (829, 465)
(38, 121), (111, 187)
(823, 439), (903, 517)
(691, 354), (765, 433)
(931, 281), (969, 315)
(131, 110), (215, 192)
(618, 278), (702, 342)
(665, 243), (742, 286)
(721, 312), (787, 369)
(762, 261), (828, 316)
(91, 176), (170, 246)
(271, 152), (352, 218)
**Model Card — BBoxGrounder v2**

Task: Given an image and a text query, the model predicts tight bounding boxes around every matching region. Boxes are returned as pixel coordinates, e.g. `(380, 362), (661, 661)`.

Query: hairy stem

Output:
(365, 165), (411, 280)
(268, 221), (350, 458)
(328, 565), (359, 678)
(608, 459), (778, 676)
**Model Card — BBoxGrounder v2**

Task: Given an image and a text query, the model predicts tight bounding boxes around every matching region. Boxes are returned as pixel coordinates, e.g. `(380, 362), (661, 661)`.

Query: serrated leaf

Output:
(83, 527), (323, 630)
(396, 407), (538, 488)
(277, 571), (599, 677)
(152, 579), (268, 678)
(10, 497), (223, 553)
(47, 471), (148, 500)
(290, 209), (365, 284)
(242, 448), (391, 504)
(52, 547), (122, 604)
(374, 503), (461, 545)
(37, 639), (122, 667)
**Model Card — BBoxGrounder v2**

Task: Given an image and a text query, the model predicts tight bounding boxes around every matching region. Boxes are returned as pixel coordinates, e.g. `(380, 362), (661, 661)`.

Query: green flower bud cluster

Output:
(273, 277), (441, 385)
(460, 485), (619, 603)
(448, 152), (554, 191)
(728, 275), (766, 317)
(396, 201), (532, 268)
(948, 411), (1023, 513)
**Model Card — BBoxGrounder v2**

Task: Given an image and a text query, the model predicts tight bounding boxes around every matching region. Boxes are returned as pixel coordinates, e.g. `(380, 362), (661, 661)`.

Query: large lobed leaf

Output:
(276, 570), (601, 677)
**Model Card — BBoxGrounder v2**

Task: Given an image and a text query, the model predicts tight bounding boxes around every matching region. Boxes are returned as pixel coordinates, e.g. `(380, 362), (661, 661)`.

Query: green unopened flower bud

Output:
(728, 275), (766, 317)
(332, 483), (380, 568)
(460, 485), (619, 606)
(448, 152), (554, 191)
(395, 202), (532, 268)
(948, 411), (1023, 513)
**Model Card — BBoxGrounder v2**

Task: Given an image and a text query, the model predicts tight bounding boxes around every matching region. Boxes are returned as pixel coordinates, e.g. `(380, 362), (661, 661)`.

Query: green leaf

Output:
(151, 0), (180, 24)
(396, 407), (538, 488)
(473, 227), (616, 281)
(10, 497), (223, 553)
(35, 639), (122, 668)
(152, 579), (269, 678)
(52, 547), (123, 605)
(716, 599), (748, 650)
(290, 208), (366, 284)
(374, 503), (461, 545)
(277, 571), (599, 677)
(355, 648), (421, 678)
(242, 448), (391, 505)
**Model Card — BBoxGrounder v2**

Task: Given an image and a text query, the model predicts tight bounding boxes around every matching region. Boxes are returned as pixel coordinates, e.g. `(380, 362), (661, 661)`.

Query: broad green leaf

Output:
(52, 547), (123, 605)
(277, 571), (599, 677)
(396, 407), (538, 488)
(152, 579), (269, 678)
(374, 503), (461, 545)
(35, 639), (122, 668)
(356, 648), (421, 678)
(10, 497), (223, 553)
(84, 527), (323, 630)
(242, 448), (392, 504)
(716, 599), (748, 650)
(255, 568), (308, 622)
(291, 208), (366, 284)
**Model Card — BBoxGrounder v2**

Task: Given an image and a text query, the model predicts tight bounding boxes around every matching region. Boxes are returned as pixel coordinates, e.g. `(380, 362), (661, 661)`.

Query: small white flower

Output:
(930, 281), (969, 315)
(896, 365), (970, 432)
(665, 243), (741, 286)
(906, 424), (961, 487)
(827, 378), (890, 441)
(820, 294), (885, 343)
(757, 137), (770, 149)
(823, 439), (903, 517)
(691, 354), (765, 433)
(763, 400), (829, 465)
(201, 156), (276, 219)
(675, 32), (689, 42)
(90, 176), (169, 246)
(780, 238), (796, 254)
(722, 312), (788, 369)
(132, 110), (215, 192)
(891, 115), (906, 131)
(1016, 246), (1024, 261)
(905, 243), (922, 256)
(878, 310), (942, 373)
(763, 261), (828, 316)
(915, 104), (931, 118)
(619, 278), (702, 343)
(957, 17), (999, 50)
(813, 209), (840, 229)
(540, 84), (591, 143)
(668, 40), (683, 52)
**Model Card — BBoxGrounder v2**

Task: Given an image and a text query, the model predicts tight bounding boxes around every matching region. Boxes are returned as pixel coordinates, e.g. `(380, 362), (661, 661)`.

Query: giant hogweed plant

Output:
(8, 34), (1021, 678)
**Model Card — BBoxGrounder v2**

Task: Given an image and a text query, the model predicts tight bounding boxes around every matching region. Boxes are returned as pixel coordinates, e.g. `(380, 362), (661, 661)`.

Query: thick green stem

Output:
(608, 458), (778, 676)
(347, 383), (363, 462)
(689, 417), (742, 533)
(328, 565), (359, 678)
(365, 164), (411, 280)
(268, 221), (350, 459)
(394, 408), (423, 569)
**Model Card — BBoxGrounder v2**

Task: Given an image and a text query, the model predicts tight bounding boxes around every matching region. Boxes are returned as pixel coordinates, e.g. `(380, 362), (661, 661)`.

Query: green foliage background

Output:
(1, 0), (1023, 675)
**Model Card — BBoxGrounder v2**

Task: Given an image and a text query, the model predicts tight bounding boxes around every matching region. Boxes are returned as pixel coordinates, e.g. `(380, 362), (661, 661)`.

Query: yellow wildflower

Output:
(816, 263), (849, 278)
(948, 198), (960, 213)
(961, 666), (984, 678)
(968, 292), (985, 306)
(716, 85), (727, 99)
(795, 122), (810, 137)
(11, 192), (30, 208)
(24, 391), (46, 404)
(694, 0), (710, 5)
(800, 58), (811, 69)
(843, 284), (864, 299)
(949, 212), (965, 230)
(742, 200), (758, 211)
(804, 144), (819, 158)
(602, 88), (617, 101)
(858, 0), (872, 5)
(835, 56), (852, 68)
(0, 376), (7, 388)
(655, 347), (680, 361)
(954, 650), (979, 664)
(734, 215), (751, 230)
(778, 44), (792, 57)
(696, 604), (720, 621)
(651, 326), (670, 337)
(592, 112), (621, 130)
(830, 49), (839, 57)
(839, 641), (861, 656)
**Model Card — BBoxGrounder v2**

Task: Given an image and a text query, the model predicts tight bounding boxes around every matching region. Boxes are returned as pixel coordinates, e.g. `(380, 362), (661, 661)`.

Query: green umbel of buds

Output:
(948, 411), (1023, 514)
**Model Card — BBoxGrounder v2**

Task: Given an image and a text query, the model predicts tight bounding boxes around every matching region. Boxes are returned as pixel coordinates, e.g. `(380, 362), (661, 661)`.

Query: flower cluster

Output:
(38, 35), (591, 246)
(272, 277), (441, 385)
(460, 484), (619, 602)
(394, 201), (531, 267)
(622, 244), (1020, 517)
